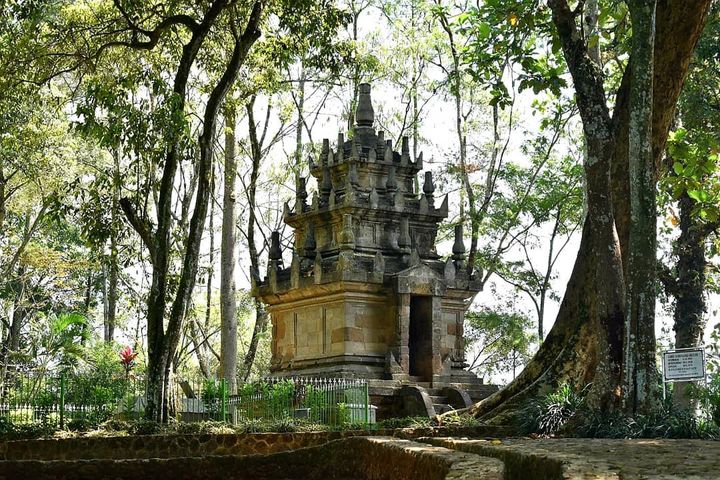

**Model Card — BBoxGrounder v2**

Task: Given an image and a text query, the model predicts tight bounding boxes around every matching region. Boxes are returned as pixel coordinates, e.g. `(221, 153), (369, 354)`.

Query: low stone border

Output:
(0, 437), (503, 480)
(0, 426), (514, 461)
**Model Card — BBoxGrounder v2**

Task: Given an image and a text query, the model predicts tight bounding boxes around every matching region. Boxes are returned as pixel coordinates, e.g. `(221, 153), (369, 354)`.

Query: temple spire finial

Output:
(356, 83), (374, 128)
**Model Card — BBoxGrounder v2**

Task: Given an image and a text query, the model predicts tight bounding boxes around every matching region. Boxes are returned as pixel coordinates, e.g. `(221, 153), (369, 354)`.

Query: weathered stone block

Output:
(331, 326), (364, 343)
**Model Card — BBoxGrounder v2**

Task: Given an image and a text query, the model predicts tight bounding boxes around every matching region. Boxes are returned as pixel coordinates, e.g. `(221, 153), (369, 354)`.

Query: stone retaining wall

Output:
(0, 426), (512, 461)
(0, 437), (503, 480)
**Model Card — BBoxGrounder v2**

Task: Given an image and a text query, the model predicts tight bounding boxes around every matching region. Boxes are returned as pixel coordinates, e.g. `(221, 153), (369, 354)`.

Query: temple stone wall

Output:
(270, 292), (397, 372)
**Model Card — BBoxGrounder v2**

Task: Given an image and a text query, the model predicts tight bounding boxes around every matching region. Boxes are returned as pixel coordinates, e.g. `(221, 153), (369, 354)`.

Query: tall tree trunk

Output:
(460, 0), (711, 423)
(625, 0), (660, 414)
(240, 97), (269, 382)
(0, 158), (6, 233)
(294, 68), (306, 186)
(117, 1), (263, 422)
(220, 103), (238, 393)
(105, 147), (120, 343)
(8, 296), (25, 354)
(82, 271), (93, 345)
(436, 5), (479, 277)
(204, 168), (216, 372)
(188, 314), (212, 379)
(671, 193), (709, 409)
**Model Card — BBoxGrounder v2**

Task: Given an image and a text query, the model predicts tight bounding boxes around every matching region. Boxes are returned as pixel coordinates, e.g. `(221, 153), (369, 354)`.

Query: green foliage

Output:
(444, 0), (566, 107)
(664, 128), (720, 223)
(464, 307), (536, 380)
(0, 417), (56, 440)
(519, 383), (585, 435)
(201, 378), (229, 415)
(470, 97), (583, 339)
(335, 402), (350, 426)
(575, 406), (718, 440)
(519, 384), (720, 439)
(238, 380), (295, 420)
(437, 412), (482, 428)
(174, 420), (232, 435)
(99, 419), (132, 432)
(305, 384), (326, 422)
(128, 419), (164, 436)
(376, 416), (434, 429)
(689, 372), (720, 425)
(65, 342), (133, 421)
(66, 417), (100, 432)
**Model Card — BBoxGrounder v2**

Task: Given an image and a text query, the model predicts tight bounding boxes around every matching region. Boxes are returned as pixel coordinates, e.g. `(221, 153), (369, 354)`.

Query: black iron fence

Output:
(0, 371), (371, 428)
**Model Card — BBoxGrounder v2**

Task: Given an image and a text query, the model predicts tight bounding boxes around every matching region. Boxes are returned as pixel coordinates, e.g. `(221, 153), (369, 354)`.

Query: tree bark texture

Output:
(625, 0), (660, 414)
(220, 103), (238, 394)
(671, 193), (710, 409)
(105, 147), (121, 343)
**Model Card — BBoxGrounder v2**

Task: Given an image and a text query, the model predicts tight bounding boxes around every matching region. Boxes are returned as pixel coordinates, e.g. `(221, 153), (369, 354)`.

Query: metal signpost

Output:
(661, 346), (707, 400)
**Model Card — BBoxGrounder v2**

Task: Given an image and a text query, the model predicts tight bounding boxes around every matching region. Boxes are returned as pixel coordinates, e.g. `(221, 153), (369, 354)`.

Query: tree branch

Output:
(119, 197), (157, 264)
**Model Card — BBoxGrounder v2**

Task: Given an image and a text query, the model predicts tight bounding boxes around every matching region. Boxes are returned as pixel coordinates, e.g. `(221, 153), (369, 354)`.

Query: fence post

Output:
(221, 378), (227, 422)
(364, 381), (369, 427)
(59, 372), (66, 429)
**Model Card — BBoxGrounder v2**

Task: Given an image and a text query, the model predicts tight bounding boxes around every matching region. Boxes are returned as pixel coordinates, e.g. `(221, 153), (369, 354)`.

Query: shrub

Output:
(8, 408), (35, 424)
(0, 417), (12, 438)
(0, 418), (56, 440)
(129, 419), (164, 435)
(573, 409), (634, 439)
(174, 421), (234, 435)
(689, 373), (720, 425)
(10, 421), (55, 440)
(518, 383), (585, 435)
(236, 418), (269, 433)
(66, 417), (99, 432)
(266, 417), (298, 433)
(377, 416), (435, 429)
(573, 401), (719, 440)
(439, 412), (481, 428)
(99, 419), (131, 432)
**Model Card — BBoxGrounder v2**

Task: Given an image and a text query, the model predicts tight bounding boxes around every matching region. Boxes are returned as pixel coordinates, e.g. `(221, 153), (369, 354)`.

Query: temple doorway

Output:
(408, 296), (433, 381)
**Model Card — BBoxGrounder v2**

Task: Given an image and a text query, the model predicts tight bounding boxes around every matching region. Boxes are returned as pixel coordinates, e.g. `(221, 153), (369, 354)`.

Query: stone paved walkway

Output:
(423, 437), (720, 479)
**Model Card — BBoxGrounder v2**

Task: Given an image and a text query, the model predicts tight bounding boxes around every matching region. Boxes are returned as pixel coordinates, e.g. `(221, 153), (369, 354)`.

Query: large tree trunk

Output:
(220, 103), (238, 394)
(461, 0), (711, 423)
(158, 7), (262, 421)
(624, 0), (660, 414)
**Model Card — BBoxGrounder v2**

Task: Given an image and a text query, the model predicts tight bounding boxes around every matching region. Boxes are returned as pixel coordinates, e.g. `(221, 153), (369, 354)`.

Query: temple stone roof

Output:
(256, 83), (481, 298)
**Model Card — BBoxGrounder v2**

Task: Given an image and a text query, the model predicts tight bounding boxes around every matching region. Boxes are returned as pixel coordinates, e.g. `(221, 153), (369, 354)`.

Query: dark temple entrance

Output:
(409, 296), (433, 380)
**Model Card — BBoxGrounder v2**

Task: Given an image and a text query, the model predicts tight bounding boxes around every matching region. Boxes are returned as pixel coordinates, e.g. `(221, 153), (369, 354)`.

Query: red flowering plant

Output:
(119, 346), (139, 376)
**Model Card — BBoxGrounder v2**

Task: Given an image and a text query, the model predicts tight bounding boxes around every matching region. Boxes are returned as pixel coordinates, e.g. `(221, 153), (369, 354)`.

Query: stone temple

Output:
(254, 84), (496, 417)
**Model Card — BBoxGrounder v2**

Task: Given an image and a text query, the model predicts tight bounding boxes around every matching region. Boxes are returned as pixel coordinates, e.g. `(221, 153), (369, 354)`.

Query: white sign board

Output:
(662, 348), (706, 382)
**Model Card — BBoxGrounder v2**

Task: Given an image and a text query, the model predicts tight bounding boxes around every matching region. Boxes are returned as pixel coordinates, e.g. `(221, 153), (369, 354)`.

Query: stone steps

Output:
(429, 394), (453, 415)
(433, 403), (455, 414)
